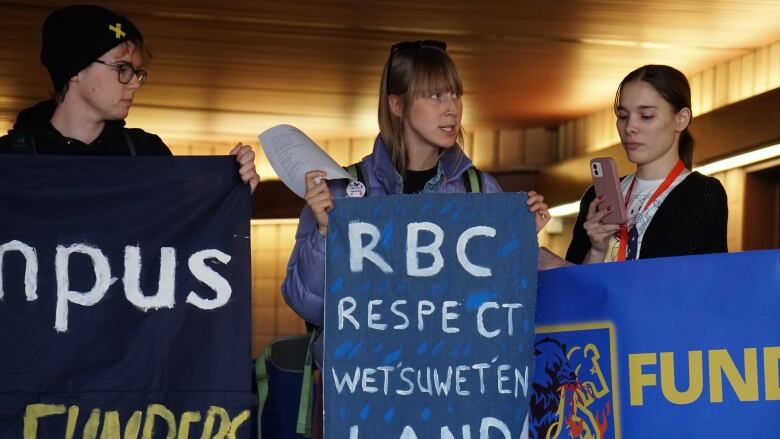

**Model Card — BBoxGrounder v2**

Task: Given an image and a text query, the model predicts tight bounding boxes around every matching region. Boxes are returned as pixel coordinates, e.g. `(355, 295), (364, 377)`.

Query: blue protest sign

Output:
(324, 193), (539, 438)
(0, 156), (253, 438)
(531, 250), (780, 438)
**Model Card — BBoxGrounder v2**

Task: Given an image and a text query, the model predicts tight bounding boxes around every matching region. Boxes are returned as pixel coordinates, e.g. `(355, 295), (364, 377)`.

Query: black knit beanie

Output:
(41, 4), (143, 91)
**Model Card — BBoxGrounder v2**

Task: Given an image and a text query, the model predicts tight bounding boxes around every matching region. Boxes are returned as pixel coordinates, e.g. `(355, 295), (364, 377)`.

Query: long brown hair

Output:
(378, 41), (464, 172)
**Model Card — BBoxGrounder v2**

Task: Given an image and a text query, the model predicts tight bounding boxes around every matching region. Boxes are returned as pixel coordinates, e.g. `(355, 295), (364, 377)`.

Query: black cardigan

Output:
(566, 171), (728, 264)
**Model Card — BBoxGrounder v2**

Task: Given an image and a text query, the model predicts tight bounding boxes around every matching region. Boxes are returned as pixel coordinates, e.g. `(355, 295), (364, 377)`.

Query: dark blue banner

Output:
(0, 156), (253, 438)
(531, 250), (780, 438)
(324, 193), (539, 438)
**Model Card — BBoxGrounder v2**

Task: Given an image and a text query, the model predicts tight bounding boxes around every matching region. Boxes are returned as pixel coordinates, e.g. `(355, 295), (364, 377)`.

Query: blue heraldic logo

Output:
(530, 322), (621, 439)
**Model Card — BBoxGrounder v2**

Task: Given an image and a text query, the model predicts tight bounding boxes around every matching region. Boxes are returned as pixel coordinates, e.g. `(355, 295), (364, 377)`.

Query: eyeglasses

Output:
(93, 59), (148, 85)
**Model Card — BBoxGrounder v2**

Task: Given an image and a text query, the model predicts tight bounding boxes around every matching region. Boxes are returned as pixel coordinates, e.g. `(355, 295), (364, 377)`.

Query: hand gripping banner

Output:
(531, 249), (780, 438)
(324, 193), (539, 438)
(0, 156), (253, 439)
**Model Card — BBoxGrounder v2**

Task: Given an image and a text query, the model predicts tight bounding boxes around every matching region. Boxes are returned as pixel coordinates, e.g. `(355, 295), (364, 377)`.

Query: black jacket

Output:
(566, 171), (728, 263)
(0, 100), (171, 156)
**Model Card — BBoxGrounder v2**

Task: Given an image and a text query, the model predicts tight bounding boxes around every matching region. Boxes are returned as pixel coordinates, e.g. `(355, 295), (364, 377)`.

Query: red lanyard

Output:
(616, 160), (686, 261)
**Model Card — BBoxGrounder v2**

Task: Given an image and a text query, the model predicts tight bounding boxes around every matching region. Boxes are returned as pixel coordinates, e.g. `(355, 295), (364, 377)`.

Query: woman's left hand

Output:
(526, 190), (550, 233)
(230, 142), (261, 194)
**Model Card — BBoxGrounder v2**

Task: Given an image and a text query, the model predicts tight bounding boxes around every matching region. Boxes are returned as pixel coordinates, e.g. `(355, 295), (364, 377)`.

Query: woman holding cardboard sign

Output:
(284, 41), (550, 439)
(283, 40), (550, 358)
(566, 65), (728, 264)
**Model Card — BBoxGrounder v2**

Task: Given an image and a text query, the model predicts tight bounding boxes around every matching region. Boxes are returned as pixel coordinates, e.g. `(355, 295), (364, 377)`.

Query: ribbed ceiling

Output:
(1, 0), (779, 142)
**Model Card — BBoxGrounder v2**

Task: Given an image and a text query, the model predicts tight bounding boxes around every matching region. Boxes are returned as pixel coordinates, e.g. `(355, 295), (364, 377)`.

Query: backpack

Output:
(255, 331), (318, 438)
(343, 162), (485, 196)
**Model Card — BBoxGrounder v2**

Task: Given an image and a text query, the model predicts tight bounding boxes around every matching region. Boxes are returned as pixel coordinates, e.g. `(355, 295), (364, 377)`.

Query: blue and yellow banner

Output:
(0, 156), (253, 438)
(532, 249), (780, 438)
(324, 193), (539, 438)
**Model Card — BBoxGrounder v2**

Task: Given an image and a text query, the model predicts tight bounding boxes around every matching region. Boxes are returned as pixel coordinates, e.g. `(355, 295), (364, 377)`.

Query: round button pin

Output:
(346, 180), (366, 197)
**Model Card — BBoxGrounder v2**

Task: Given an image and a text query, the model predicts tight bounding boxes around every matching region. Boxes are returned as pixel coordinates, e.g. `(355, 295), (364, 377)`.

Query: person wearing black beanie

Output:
(41, 4), (145, 98)
(0, 4), (260, 193)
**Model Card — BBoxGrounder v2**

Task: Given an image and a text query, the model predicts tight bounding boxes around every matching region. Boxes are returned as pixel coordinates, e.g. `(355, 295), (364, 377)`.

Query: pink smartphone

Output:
(590, 157), (627, 224)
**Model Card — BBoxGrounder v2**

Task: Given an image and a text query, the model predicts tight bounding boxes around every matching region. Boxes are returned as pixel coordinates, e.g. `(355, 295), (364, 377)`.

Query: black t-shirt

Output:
(403, 166), (438, 194)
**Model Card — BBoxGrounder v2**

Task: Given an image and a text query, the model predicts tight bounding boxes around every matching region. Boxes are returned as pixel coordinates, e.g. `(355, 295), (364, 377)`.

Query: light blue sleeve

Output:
(281, 205), (326, 327)
(481, 171), (503, 193)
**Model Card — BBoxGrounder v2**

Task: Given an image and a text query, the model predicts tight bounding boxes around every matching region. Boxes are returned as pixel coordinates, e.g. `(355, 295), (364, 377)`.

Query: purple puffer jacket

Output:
(281, 135), (502, 364)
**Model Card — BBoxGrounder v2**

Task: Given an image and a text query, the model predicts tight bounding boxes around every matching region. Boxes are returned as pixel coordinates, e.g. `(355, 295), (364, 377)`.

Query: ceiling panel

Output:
(1, 0), (779, 141)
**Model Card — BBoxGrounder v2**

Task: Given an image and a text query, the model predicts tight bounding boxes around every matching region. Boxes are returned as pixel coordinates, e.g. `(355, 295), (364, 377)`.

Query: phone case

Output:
(590, 157), (627, 224)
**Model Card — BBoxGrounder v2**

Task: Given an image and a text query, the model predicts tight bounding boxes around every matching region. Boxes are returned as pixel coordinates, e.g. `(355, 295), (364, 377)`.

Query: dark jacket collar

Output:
(366, 135), (474, 194)
(12, 100), (127, 147)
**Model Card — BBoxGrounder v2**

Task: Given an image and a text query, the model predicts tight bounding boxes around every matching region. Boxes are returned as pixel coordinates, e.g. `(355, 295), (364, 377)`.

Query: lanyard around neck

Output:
(616, 159), (686, 261)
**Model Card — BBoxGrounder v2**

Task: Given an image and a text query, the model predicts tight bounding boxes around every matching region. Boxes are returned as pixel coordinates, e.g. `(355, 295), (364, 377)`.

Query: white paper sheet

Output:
(258, 124), (353, 198)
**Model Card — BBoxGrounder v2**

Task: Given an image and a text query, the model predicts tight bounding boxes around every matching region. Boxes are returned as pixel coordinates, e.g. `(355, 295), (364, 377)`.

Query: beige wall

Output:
(252, 127), (561, 184)
(714, 169), (746, 252)
(556, 40), (780, 159)
(250, 220), (306, 357)
(538, 216), (576, 260)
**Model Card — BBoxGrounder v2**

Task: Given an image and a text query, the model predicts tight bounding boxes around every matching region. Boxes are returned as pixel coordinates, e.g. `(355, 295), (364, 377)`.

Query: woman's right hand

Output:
(582, 196), (621, 262)
(304, 170), (333, 236)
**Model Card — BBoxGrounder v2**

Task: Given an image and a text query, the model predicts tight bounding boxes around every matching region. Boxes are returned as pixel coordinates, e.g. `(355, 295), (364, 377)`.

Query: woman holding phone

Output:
(565, 64), (728, 264)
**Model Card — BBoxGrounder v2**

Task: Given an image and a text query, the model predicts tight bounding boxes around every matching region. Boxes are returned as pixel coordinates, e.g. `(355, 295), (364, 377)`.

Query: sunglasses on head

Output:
(386, 40), (448, 94)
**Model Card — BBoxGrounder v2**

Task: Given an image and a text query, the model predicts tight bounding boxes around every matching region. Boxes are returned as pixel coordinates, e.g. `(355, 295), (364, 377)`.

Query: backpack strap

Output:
(7, 130), (37, 154)
(462, 166), (484, 193)
(344, 162), (369, 197)
(347, 162), (483, 193)
(296, 328), (319, 437)
(344, 163), (359, 180)
(255, 345), (271, 439)
(255, 330), (318, 439)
